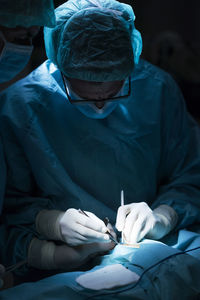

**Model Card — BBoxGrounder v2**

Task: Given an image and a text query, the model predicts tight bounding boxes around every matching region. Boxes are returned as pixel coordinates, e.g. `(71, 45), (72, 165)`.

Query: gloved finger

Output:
(115, 204), (132, 231)
(84, 211), (108, 233)
(78, 241), (116, 261)
(135, 218), (153, 242)
(138, 216), (159, 241)
(62, 223), (109, 245)
(91, 241), (116, 253)
(63, 209), (107, 234)
(126, 216), (146, 243)
(73, 222), (110, 243)
(66, 231), (88, 246)
(125, 203), (154, 243)
(133, 208), (156, 242)
(65, 229), (109, 246)
(122, 209), (139, 240)
(77, 212), (108, 234)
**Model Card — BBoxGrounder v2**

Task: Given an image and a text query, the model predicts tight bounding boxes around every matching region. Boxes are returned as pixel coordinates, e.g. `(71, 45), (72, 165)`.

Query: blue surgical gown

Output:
(0, 59), (200, 270)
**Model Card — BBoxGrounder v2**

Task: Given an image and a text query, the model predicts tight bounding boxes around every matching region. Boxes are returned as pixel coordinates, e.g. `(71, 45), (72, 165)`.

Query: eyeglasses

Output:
(61, 73), (131, 105)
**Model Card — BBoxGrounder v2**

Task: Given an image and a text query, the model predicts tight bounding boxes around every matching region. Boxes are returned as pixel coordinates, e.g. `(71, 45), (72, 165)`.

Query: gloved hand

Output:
(59, 208), (111, 246)
(54, 240), (115, 271)
(28, 237), (115, 271)
(115, 202), (178, 244)
(0, 264), (5, 289)
(36, 209), (110, 246)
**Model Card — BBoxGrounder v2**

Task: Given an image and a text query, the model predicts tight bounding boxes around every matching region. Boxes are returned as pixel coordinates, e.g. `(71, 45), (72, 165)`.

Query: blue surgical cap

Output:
(0, 0), (56, 28)
(44, 0), (142, 81)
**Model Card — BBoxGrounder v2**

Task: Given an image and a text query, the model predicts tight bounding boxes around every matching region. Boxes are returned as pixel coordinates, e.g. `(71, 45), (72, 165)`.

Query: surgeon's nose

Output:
(95, 101), (105, 109)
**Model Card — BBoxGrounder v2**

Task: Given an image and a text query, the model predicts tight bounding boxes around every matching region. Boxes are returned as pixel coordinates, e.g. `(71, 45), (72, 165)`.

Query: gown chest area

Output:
(24, 93), (161, 215)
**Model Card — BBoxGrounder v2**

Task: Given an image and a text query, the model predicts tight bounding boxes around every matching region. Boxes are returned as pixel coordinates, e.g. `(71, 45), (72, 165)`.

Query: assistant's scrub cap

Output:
(44, 0), (142, 81)
(0, 0), (56, 28)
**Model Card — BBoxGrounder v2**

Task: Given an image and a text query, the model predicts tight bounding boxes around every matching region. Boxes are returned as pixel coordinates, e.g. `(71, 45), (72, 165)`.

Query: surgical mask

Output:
(73, 93), (118, 119)
(65, 78), (129, 119)
(0, 31), (33, 84)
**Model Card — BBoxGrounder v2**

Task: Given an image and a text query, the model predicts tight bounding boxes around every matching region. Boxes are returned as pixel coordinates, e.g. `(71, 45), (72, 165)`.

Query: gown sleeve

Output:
(153, 76), (200, 230)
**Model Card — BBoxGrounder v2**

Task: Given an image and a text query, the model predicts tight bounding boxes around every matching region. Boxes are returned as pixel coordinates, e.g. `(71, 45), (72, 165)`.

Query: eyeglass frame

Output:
(61, 73), (131, 105)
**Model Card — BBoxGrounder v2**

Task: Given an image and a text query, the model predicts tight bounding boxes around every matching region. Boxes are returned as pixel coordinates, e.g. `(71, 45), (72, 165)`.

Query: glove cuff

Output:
(36, 209), (65, 241)
(28, 238), (57, 270)
(154, 204), (178, 231)
(148, 204), (178, 239)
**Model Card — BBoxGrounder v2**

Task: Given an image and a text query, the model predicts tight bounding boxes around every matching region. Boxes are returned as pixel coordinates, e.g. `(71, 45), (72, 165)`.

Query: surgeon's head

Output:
(62, 75), (131, 119)
(44, 0), (142, 119)
(0, 0), (56, 84)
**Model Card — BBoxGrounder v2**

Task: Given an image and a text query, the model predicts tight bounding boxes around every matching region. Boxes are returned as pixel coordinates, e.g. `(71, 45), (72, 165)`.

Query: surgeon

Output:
(0, 0), (56, 84)
(0, 0), (56, 211)
(0, 0), (200, 280)
(0, 0), (56, 289)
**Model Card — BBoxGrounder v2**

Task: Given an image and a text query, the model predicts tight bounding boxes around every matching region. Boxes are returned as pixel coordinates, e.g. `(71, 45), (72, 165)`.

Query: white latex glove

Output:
(59, 208), (110, 246)
(115, 202), (178, 244)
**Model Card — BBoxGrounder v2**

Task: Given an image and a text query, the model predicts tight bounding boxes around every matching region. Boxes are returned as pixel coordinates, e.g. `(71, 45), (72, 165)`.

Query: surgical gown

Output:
(0, 59), (200, 272)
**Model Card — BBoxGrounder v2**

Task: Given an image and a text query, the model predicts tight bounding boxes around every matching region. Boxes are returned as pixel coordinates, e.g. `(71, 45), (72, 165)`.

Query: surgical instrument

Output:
(78, 209), (119, 244)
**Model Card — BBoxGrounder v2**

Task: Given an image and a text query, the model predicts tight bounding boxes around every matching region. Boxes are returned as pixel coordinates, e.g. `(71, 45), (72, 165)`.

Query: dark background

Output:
(1, 0), (200, 120)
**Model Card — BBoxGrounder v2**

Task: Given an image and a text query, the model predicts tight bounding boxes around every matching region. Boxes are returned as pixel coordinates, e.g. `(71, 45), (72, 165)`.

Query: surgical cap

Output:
(44, 0), (142, 81)
(0, 0), (56, 28)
